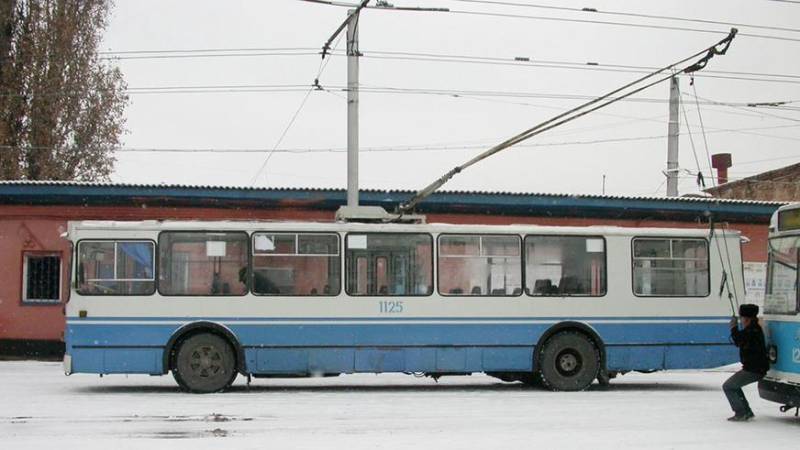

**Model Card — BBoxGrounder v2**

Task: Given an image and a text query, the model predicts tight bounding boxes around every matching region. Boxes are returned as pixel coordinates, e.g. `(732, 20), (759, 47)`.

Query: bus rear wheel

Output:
(172, 333), (237, 393)
(538, 331), (599, 392)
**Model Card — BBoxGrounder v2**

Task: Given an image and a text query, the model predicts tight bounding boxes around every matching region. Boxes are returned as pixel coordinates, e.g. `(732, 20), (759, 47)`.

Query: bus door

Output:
(349, 249), (415, 295)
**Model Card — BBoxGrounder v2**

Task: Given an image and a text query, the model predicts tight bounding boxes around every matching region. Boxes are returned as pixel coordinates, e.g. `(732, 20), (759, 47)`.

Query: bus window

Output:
(438, 234), (521, 296)
(345, 233), (432, 296)
(764, 235), (799, 314)
(251, 232), (340, 296)
(525, 236), (606, 296)
(633, 238), (709, 297)
(158, 232), (248, 296)
(77, 241), (155, 295)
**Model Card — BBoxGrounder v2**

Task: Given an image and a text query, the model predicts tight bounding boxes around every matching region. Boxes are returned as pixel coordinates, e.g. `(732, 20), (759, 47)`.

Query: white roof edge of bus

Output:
(67, 220), (739, 237)
(770, 202), (800, 233)
(775, 202), (800, 212)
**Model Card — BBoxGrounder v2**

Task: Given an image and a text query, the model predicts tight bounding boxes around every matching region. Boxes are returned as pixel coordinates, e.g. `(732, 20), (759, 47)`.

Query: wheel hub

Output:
(190, 345), (223, 378)
(555, 349), (582, 377)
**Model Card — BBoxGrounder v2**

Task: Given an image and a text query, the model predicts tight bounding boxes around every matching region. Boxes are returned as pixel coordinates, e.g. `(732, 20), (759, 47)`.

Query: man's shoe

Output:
(727, 411), (754, 422)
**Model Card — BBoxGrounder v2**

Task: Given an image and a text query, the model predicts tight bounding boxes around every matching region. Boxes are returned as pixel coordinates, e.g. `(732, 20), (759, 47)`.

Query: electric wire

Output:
(709, 221), (737, 315)
(94, 45), (800, 87)
(448, 0), (800, 35)
(346, 50), (800, 85)
(8, 122), (797, 155)
(679, 87), (706, 188)
(247, 88), (316, 185)
(444, 9), (800, 44)
(419, 89), (800, 142)
(247, 36), (345, 185)
(396, 29), (739, 213)
(5, 82), (799, 103)
(102, 51), (320, 61)
(684, 92), (800, 123)
(690, 83), (718, 187)
(99, 47), (319, 55)
(650, 178), (668, 195)
(299, 0), (800, 43)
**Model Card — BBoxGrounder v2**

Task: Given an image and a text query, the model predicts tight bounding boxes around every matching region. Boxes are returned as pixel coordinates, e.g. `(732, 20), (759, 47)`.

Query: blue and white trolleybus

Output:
(759, 204), (800, 413)
(63, 220), (744, 393)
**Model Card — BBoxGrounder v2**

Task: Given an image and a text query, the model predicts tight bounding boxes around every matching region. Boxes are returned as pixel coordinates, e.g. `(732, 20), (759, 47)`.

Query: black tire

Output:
(172, 333), (238, 393)
(537, 332), (600, 392)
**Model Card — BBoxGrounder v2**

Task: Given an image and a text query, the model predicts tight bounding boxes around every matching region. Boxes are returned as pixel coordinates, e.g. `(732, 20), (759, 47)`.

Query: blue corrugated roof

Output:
(0, 180), (785, 222)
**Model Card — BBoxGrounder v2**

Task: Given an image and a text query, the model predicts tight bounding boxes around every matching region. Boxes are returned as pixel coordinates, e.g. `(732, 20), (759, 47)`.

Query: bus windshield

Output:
(765, 236), (800, 315)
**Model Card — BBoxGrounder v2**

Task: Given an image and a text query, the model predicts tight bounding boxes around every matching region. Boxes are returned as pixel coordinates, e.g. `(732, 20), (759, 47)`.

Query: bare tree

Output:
(0, 0), (127, 181)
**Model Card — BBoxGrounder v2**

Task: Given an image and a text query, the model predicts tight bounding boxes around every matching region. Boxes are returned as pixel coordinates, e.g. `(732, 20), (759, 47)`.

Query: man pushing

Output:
(722, 304), (769, 422)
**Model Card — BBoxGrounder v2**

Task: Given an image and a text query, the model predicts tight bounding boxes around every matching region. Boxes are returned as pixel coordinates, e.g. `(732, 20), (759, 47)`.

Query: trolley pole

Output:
(346, 9), (360, 208)
(666, 76), (680, 197)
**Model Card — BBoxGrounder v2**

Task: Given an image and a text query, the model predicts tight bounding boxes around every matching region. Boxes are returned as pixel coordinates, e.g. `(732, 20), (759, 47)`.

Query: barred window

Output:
(23, 253), (61, 304)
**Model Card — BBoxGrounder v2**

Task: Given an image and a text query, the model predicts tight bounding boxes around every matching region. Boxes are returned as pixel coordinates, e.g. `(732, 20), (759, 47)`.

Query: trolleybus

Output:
(759, 204), (800, 412)
(64, 220), (744, 393)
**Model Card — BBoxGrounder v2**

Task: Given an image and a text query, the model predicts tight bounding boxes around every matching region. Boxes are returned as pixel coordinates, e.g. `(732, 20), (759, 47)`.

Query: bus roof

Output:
(67, 220), (736, 239)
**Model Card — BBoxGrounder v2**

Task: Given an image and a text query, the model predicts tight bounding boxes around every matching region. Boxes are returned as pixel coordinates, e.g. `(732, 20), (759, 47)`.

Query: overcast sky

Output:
(102, 0), (800, 197)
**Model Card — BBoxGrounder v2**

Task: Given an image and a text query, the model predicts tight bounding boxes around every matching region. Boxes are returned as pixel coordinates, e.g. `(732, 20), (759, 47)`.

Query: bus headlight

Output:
(767, 345), (778, 364)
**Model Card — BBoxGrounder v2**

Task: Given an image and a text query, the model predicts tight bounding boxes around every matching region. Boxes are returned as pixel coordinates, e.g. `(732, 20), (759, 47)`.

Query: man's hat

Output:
(739, 304), (759, 318)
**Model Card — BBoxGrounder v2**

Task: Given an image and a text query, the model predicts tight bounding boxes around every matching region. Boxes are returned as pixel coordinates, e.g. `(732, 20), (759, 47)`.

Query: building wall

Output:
(0, 218), (72, 342)
(0, 204), (772, 345)
(705, 162), (800, 202)
(706, 181), (800, 202)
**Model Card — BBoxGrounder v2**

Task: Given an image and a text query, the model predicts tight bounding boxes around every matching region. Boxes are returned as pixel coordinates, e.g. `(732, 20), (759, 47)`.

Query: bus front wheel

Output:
(538, 331), (599, 392)
(172, 333), (238, 393)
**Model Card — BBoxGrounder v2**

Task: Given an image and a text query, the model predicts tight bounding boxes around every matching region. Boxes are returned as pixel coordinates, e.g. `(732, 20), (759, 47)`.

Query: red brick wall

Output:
(0, 219), (72, 341)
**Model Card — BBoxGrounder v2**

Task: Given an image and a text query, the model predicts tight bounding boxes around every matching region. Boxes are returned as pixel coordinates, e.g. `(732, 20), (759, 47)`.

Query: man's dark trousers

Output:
(723, 370), (763, 415)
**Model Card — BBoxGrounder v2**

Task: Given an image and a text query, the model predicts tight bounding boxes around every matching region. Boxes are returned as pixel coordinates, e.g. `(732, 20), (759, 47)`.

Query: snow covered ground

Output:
(0, 361), (797, 449)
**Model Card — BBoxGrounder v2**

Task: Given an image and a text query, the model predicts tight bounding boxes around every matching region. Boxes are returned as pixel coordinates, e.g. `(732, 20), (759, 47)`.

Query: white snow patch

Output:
(0, 362), (797, 449)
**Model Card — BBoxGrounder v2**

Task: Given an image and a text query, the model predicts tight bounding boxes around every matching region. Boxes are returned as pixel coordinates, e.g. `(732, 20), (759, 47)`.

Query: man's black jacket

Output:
(731, 321), (769, 375)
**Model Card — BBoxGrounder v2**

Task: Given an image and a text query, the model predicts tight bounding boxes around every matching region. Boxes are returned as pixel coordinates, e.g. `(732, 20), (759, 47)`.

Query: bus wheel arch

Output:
(533, 322), (607, 390)
(164, 321), (247, 377)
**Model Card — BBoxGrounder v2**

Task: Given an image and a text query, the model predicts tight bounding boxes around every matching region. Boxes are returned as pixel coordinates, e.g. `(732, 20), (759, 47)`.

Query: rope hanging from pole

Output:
(396, 28), (738, 216)
(709, 219), (739, 316)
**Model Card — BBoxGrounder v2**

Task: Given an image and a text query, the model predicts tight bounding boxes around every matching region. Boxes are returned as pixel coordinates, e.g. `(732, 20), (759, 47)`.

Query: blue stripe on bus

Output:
(66, 315), (731, 323)
(65, 320), (738, 376)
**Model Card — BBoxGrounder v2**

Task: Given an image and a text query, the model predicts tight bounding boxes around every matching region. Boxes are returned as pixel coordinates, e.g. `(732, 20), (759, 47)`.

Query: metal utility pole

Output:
(346, 9), (360, 208)
(666, 76), (680, 197)
(322, 0), (442, 223)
